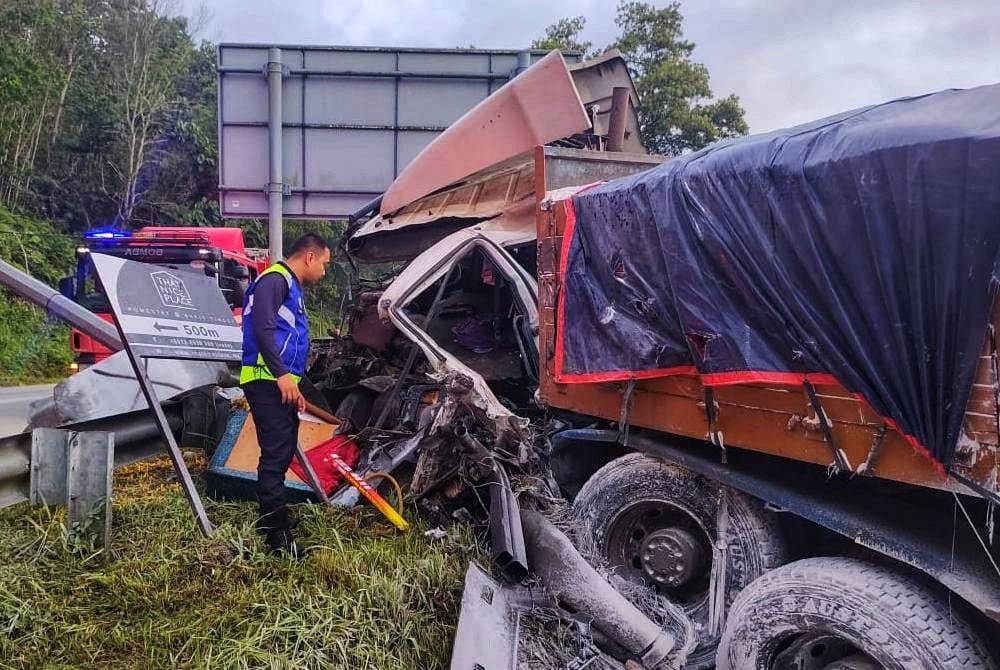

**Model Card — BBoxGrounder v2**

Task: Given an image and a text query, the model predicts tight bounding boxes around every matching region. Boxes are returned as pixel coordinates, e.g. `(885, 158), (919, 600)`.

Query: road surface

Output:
(0, 384), (55, 437)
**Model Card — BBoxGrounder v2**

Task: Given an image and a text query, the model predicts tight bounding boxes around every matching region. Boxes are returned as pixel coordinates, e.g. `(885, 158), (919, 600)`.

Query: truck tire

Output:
(717, 557), (997, 670)
(573, 452), (787, 669)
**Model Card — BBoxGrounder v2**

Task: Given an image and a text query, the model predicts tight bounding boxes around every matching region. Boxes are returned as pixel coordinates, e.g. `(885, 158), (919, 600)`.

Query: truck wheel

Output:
(717, 557), (997, 670)
(573, 452), (787, 669)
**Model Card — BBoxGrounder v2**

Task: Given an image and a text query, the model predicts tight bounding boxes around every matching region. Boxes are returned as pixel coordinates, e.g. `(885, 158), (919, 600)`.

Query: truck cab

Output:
(61, 226), (268, 371)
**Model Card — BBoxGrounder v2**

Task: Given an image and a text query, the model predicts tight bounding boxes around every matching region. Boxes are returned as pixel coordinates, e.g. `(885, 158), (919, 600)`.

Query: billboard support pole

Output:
(266, 47), (285, 261)
(120, 338), (215, 537)
(514, 50), (531, 76)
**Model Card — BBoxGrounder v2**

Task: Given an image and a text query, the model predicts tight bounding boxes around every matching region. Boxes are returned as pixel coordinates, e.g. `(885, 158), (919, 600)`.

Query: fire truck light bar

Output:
(83, 228), (132, 240)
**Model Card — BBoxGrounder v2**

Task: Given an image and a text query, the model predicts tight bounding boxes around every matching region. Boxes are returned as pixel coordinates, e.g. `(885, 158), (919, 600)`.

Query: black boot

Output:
(256, 507), (301, 533)
(256, 507), (289, 535)
(257, 507), (308, 558)
(264, 528), (307, 558)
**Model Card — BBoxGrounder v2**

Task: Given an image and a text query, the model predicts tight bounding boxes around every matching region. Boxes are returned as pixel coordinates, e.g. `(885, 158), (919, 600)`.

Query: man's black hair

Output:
(286, 233), (329, 257)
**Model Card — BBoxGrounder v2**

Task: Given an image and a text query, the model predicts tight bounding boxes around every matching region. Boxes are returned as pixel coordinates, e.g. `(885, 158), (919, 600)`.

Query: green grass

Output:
(0, 454), (482, 669)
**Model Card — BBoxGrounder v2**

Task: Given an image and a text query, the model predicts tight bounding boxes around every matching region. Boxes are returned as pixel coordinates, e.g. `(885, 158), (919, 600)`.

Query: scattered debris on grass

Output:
(0, 455), (483, 669)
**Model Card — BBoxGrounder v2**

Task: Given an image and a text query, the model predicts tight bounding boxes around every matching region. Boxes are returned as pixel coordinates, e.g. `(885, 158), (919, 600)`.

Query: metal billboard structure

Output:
(216, 44), (582, 252)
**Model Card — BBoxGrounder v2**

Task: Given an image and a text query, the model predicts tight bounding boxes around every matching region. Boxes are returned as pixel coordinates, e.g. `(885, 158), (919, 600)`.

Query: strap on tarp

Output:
(617, 379), (637, 446)
(803, 380), (851, 472)
(704, 387), (726, 463)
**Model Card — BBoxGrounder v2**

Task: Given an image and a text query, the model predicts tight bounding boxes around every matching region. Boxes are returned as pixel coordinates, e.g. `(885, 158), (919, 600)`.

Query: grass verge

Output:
(0, 453), (481, 669)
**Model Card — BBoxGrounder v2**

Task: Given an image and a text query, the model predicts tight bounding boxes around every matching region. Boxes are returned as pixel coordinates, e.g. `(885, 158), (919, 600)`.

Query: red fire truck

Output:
(61, 226), (268, 370)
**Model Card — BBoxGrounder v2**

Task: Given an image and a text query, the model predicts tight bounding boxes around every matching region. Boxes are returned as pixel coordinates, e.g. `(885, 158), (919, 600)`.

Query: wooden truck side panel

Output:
(534, 147), (1000, 493)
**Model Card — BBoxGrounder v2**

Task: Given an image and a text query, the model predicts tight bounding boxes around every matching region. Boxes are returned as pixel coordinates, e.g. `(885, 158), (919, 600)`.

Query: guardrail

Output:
(0, 406), (182, 510)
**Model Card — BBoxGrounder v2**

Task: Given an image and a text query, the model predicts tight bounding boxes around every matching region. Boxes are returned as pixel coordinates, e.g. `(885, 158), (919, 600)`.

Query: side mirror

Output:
(58, 276), (76, 300)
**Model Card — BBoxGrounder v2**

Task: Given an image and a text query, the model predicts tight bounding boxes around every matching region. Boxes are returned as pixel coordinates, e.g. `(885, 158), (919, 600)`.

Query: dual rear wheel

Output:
(572, 453), (996, 670)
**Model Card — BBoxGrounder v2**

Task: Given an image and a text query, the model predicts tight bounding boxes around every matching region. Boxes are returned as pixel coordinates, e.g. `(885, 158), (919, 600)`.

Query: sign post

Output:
(90, 253), (244, 536)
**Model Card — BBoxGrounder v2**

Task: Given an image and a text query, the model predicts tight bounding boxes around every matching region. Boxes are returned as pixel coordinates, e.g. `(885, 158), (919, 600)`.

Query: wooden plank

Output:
(224, 413), (339, 485)
(541, 373), (953, 488)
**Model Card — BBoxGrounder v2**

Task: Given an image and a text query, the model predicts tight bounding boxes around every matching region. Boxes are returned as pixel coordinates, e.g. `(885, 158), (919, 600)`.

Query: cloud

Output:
(182, 0), (1000, 133)
(681, 0), (1000, 130)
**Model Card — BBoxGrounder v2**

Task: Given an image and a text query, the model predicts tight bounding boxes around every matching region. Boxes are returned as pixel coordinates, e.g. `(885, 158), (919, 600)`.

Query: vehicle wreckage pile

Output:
(215, 49), (690, 668)
(297, 258), (686, 666)
(298, 295), (696, 670)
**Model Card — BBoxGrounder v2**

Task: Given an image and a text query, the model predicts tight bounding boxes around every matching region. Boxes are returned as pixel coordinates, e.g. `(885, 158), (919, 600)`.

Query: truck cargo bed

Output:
(535, 149), (999, 494)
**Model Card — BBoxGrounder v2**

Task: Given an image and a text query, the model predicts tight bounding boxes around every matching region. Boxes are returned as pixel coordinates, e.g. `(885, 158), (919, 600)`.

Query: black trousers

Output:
(243, 380), (299, 531)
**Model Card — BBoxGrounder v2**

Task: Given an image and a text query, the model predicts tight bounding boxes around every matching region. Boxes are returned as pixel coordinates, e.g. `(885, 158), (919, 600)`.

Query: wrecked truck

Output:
(10, 47), (999, 670)
(530, 87), (1000, 669)
(332, 59), (1000, 670)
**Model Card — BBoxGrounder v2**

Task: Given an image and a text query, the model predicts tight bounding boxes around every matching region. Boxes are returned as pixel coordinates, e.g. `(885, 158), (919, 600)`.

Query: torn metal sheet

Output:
(380, 50), (589, 216)
(449, 562), (546, 670)
(29, 351), (231, 428)
(349, 154), (535, 262)
(568, 50), (644, 154)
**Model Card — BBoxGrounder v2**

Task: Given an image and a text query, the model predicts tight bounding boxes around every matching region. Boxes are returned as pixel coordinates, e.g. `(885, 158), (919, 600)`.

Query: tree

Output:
(99, 0), (198, 224)
(0, 0), (215, 231)
(532, 2), (749, 155)
(0, 1), (64, 209)
(530, 16), (592, 56)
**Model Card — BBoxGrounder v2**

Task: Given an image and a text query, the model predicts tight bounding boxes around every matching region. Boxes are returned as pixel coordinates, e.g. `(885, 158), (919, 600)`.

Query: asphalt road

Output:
(0, 384), (55, 437)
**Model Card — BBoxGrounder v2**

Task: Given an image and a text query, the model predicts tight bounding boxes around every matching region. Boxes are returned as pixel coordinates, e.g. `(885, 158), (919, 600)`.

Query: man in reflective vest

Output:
(240, 233), (331, 555)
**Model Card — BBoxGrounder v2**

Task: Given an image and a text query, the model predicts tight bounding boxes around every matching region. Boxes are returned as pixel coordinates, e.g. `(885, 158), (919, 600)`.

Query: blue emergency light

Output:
(83, 227), (131, 240)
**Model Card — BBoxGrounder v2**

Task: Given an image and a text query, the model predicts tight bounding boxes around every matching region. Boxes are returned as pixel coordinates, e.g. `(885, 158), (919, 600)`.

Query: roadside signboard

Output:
(89, 252), (242, 536)
(89, 254), (242, 362)
(217, 44), (582, 218)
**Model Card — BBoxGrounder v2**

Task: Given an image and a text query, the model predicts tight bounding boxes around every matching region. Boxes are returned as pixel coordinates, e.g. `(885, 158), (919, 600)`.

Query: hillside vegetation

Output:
(0, 206), (75, 384)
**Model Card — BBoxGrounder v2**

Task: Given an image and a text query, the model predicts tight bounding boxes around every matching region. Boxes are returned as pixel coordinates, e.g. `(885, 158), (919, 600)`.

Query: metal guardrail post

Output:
(31, 428), (114, 548)
(0, 437), (30, 509)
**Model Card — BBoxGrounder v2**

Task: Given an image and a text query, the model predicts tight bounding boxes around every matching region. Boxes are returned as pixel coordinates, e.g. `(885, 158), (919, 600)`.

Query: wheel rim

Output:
(771, 633), (884, 670)
(605, 498), (714, 607)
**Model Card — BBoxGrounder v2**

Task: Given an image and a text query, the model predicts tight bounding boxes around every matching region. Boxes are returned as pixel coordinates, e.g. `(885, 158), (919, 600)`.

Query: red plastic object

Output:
(289, 434), (360, 494)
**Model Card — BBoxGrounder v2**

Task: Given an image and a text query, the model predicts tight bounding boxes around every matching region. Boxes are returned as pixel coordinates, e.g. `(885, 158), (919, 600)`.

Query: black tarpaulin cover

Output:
(555, 84), (1000, 469)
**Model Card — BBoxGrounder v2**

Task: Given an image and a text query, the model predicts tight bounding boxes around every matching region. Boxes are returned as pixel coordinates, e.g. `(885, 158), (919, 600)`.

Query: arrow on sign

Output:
(153, 322), (179, 332)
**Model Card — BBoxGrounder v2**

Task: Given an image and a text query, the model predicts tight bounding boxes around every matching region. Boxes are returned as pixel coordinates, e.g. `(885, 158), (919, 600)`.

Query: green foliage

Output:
(530, 15), (592, 56)
(532, 1), (749, 154)
(611, 1), (749, 154)
(0, 205), (75, 383)
(284, 220), (352, 338)
(0, 0), (218, 231)
(0, 296), (72, 385)
(0, 455), (482, 668)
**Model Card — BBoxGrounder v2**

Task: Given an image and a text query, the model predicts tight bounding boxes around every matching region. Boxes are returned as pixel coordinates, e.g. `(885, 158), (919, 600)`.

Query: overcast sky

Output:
(182, 0), (1000, 133)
